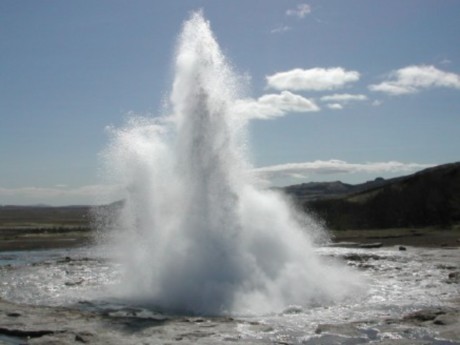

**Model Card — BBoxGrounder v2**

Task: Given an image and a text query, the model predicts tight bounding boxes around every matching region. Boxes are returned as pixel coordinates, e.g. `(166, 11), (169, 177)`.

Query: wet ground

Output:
(0, 244), (459, 344)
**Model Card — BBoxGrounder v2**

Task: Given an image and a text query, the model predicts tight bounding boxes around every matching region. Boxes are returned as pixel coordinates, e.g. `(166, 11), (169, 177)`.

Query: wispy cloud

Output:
(326, 103), (343, 110)
(267, 67), (360, 91)
(369, 65), (460, 95)
(234, 91), (319, 120)
(270, 25), (292, 34)
(320, 93), (368, 102)
(286, 3), (312, 18)
(440, 58), (452, 65)
(254, 160), (433, 179)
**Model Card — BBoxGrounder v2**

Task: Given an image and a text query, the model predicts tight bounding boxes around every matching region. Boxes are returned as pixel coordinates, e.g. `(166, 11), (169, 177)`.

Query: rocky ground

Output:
(313, 304), (460, 345)
(0, 227), (459, 344)
(331, 227), (460, 248)
(0, 296), (459, 344)
(0, 298), (242, 345)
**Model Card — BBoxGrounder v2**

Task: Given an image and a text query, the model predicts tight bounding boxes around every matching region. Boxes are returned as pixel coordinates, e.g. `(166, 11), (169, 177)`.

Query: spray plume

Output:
(100, 12), (361, 315)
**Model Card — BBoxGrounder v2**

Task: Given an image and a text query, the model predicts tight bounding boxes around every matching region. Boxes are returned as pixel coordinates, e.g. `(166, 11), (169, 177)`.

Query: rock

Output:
(28, 334), (74, 345)
(343, 253), (381, 262)
(359, 242), (383, 248)
(6, 312), (21, 317)
(314, 323), (365, 338)
(433, 314), (455, 326)
(398, 246), (407, 251)
(282, 305), (303, 314)
(436, 264), (457, 270)
(75, 332), (93, 343)
(447, 271), (460, 284)
(65, 279), (84, 286)
(403, 308), (445, 323)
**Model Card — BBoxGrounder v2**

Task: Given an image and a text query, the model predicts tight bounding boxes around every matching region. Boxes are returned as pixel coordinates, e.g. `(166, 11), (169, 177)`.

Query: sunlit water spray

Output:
(100, 12), (362, 315)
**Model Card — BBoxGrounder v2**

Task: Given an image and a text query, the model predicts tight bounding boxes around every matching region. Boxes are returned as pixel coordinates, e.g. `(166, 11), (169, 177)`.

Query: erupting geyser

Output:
(101, 12), (361, 315)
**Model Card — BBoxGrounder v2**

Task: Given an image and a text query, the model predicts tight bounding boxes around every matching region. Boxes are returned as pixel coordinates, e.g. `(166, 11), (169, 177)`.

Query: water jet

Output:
(101, 11), (360, 315)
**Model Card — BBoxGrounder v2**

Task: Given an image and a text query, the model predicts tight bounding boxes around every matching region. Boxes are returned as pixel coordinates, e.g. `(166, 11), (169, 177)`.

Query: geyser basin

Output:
(1, 246), (458, 344)
(99, 11), (362, 315)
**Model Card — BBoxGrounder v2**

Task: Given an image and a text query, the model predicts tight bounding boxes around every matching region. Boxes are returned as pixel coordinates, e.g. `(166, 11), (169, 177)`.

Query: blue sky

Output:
(1, 0), (459, 205)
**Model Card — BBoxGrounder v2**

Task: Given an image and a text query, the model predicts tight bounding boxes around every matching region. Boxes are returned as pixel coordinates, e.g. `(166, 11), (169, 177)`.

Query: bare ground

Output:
(0, 225), (459, 252)
(331, 226), (460, 248)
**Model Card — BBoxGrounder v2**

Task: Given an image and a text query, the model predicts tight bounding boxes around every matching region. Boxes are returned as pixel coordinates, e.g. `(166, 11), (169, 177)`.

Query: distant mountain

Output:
(290, 162), (460, 230)
(281, 176), (402, 202)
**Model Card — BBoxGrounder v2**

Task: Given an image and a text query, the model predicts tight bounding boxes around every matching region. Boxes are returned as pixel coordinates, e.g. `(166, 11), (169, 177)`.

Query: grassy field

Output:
(1, 205), (459, 251)
(0, 205), (93, 251)
(0, 205), (91, 228)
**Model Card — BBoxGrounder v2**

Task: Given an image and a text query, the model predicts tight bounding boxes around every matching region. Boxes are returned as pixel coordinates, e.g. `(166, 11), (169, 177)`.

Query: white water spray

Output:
(101, 12), (361, 315)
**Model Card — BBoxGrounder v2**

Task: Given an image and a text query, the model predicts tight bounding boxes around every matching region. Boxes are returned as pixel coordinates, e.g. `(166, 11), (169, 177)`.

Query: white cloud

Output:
(326, 103), (343, 110)
(253, 160), (433, 179)
(271, 25), (292, 34)
(321, 94), (368, 110)
(320, 93), (368, 102)
(233, 91), (319, 120)
(286, 4), (312, 18)
(258, 91), (320, 112)
(267, 67), (360, 91)
(369, 65), (460, 95)
(0, 184), (122, 206)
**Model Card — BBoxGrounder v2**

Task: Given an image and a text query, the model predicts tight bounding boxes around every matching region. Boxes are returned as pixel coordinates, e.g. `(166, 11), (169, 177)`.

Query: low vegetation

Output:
(296, 162), (460, 230)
